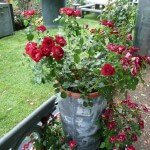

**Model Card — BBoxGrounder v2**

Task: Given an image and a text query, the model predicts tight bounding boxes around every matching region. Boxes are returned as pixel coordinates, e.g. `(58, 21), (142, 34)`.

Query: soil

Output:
(130, 66), (150, 150)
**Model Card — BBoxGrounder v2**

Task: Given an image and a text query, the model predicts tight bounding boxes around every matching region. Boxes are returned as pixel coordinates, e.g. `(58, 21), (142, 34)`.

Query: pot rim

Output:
(60, 87), (100, 99)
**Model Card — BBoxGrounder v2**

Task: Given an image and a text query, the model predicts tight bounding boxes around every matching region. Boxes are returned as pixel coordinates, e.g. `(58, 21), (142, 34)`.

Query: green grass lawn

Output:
(0, 14), (99, 137)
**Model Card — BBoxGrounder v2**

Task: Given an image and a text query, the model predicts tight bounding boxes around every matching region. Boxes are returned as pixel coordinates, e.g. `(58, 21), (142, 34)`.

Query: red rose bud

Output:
(102, 20), (115, 28)
(131, 67), (138, 76)
(110, 27), (118, 34)
(42, 37), (55, 47)
(143, 55), (150, 65)
(109, 136), (117, 143)
(99, 30), (104, 34)
(25, 42), (37, 55)
(55, 35), (67, 47)
(59, 8), (64, 14)
(85, 24), (89, 29)
(102, 114), (107, 120)
(69, 140), (77, 150)
(36, 25), (46, 32)
(131, 134), (138, 141)
(141, 105), (149, 112)
(128, 46), (139, 53)
(40, 45), (52, 57)
(127, 33), (133, 41)
(73, 9), (81, 17)
(117, 132), (126, 142)
(107, 121), (116, 130)
(139, 120), (144, 129)
(127, 146), (136, 150)
(52, 46), (64, 61)
(90, 28), (97, 34)
(101, 64), (115, 76)
(124, 127), (131, 132)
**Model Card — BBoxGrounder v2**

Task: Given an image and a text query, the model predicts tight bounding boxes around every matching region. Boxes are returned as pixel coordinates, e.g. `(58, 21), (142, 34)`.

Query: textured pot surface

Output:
(57, 93), (107, 150)
(41, 0), (66, 28)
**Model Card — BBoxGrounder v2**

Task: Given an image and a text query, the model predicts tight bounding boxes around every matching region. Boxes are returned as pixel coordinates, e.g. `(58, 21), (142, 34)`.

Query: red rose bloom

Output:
(52, 46), (64, 60)
(102, 20), (115, 28)
(109, 136), (116, 143)
(40, 45), (52, 57)
(102, 114), (107, 120)
(127, 33), (133, 41)
(69, 140), (77, 150)
(131, 134), (138, 141)
(24, 9), (36, 17)
(141, 105), (149, 112)
(107, 121), (116, 130)
(55, 35), (67, 47)
(127, 146), (135, 150)
(30, 49), (43, 62)
(120, 57), (131, 67)
(101, 64), (115, 76)
(36, 25), (46, 32)
(117, 132), (126, 142)
(117, 45), (126, 54)
(42, 37), (55, 47)
(125, 52), (132, 59)
(64, 8), (74, 16)
(139, 120), (144, 129)
(73, 9), (81, 17)
(106, 44), (118, 52)
(25, 42), (37, 55)
(131, 67), (138, 76)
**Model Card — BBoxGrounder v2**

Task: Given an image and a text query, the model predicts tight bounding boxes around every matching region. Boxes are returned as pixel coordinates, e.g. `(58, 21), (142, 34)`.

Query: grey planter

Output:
(57, 93), (107, 150)
(134, 0), (150, 56)
(41, 0), (66, 28)
(0, 3), (14, 37)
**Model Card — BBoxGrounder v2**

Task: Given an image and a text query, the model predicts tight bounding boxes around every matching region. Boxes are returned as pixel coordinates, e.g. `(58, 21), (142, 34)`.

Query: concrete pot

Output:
(41, 0), (66, 28)
(134, 0), (150, 56)
(57, 90), (107, 150)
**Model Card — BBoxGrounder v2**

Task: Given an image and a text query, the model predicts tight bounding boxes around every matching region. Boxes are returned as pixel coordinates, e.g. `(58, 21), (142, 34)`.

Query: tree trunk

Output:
(134, 0), (150, 56)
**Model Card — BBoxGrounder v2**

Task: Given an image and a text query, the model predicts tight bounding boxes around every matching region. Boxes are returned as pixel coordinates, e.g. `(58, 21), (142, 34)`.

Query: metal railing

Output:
(0, 96), (57, 150)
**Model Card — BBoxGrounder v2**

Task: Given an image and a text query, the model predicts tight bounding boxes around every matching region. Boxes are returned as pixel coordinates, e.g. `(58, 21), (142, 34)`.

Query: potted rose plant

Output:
(23, 6), (150, 150)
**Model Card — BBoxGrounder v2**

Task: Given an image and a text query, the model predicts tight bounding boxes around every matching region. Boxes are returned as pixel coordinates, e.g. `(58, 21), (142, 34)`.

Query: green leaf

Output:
(100, 142), (105, 148)
(75, 49), (82, 54)
(24, 20), (29, 27)
(53, 83), (59, 88)
(61, 92), (67, 98)
(79, 38), (84, 46)
(27, 34), (34, 41)
(55, 88), (60, 93)
(62, 82), (70, 90)
(74, 54), (80, 64)
(105, 38), (109, 45)
(83, 101), (88, 107)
